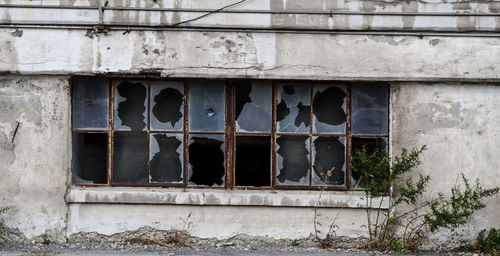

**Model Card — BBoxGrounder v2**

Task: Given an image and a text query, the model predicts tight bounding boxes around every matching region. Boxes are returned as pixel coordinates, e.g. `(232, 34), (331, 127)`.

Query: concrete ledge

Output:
(66, 187), (390, 209)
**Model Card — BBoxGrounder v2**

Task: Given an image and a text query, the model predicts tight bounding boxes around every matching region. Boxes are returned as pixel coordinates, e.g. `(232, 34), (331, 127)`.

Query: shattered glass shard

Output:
(205, 108), (215, 118)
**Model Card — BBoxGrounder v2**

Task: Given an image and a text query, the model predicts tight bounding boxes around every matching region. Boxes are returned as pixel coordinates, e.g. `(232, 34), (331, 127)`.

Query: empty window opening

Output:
(351, 137), (388, 187)
(188, 136), (225, 186)
(312, 136), (345, 186)
(72, 133), (108, 184)
(150, 134), (183, 183)
(235, 136), (271, 187)
(276, 135), (310, 185)
(113, 132), (149, 183)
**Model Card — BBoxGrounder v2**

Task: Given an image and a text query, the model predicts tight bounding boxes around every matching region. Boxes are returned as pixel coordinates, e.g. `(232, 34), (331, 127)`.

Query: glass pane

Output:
(312, 136), (345, 186)
(313, 84), (347, 134)
(351, 82), (389, 135)
(351, 137), (388, 188)
(72, 133), (108, 184)
(113, 132), (148, 183)
(276, 135), (310, 185)
(235, 136), (271, 187)
(188, 134), (225, 186)
(189, 80), (225, 132)
(277, 83), (311, 133)
(150, 81), (184, 131)
(72, 77), (109, 130)
(235, 80), (271, 132)
(150, 133), (183, 183)
(114, 80), (148, 131)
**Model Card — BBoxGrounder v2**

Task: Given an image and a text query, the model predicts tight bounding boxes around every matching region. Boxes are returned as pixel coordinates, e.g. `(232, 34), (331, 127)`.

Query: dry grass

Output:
(124, 232), (191, 248)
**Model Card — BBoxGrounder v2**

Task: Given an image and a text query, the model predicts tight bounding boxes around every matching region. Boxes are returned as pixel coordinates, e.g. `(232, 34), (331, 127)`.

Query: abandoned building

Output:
(0, 0), (499, 248)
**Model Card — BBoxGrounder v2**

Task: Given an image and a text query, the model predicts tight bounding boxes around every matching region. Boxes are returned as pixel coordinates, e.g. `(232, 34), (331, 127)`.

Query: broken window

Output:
(276, 135), (310, 185)
(72, 133), (108, 184)
(114, 80), (148, 131)
(189, 80), (225, 132)
(351, 137), (388, 187)
(235, 80), (272, 132)
(313, 84), (347, 134)
(150, 81), (184, 131)
(312, 136), (345, 186)
(150, 133), (183, 183)
(277, 83), (311, 133)
(71, 77), (388, 190)
(235, 136), (271, 187)
(188, 135), (225, 187)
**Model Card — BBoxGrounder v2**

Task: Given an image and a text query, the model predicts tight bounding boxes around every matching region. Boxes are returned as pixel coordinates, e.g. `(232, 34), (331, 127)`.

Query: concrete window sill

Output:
(66, 187), (390, 209)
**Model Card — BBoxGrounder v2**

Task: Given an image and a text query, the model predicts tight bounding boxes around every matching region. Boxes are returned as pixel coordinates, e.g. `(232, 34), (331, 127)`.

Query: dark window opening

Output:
(235, 136), (271, 187)
(351, 137), (388, 187)
(188, 136), (225, 187)
(72, 133), (108, 184)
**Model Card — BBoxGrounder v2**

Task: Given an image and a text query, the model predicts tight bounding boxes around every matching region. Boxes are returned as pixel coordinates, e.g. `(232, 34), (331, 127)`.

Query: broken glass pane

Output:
(235, 80), (271, 132)
(276, 135), (310, 185)
(150, 133), (183, 183)
(72, 133), (108, 184)
(313, 84), (347, 134)
(72, 77), (109, 130)
(277, 83), (311, 133)
(351, 137), (388, 187)
(189, 80), (225, 132)
(114, 80), (148, 131)
(312, 136), (345, 186)
(351, 82), (389, 135)
(188, 134), (225, 186)
(235, 136), (271, 187)
(150, 81), (184, 131)
(113, 132), (148, 183)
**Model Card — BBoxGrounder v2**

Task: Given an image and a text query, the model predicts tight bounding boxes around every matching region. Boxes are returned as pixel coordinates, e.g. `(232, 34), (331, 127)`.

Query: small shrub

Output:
(350, 145), (499, 251)
(476, 228), (500, 254)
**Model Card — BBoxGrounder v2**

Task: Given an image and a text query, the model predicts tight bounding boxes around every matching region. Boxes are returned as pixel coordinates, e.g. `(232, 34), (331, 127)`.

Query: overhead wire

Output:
(168, 0), (248, 27)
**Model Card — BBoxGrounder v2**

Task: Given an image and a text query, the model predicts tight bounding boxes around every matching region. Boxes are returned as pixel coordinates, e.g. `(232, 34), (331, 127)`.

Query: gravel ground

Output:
(0, 242), (477, 256)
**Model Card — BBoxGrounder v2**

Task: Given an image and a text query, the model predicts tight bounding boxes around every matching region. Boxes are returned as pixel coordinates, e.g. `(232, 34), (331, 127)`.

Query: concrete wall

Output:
(0, 0), (499, 247)
(0, 76), (69, 242)
(391, 83), (500, 246)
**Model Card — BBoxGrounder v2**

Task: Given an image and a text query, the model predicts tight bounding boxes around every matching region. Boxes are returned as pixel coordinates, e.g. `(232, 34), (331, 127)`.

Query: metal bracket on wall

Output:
(94, 0), (109, 33)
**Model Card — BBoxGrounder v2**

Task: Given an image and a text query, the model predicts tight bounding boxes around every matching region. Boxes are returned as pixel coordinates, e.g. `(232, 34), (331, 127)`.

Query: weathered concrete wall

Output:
(1, 29), (500, 81)
(391, 82), (500, 247)
(67, 204), (368, 240)
(0, 0), (499, 247)
(3, 0), (500, 31)
(0, 76), (69, 242)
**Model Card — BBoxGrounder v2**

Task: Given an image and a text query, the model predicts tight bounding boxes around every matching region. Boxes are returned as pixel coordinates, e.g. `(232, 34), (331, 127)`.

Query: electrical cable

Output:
(168, 0), (248, 27)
